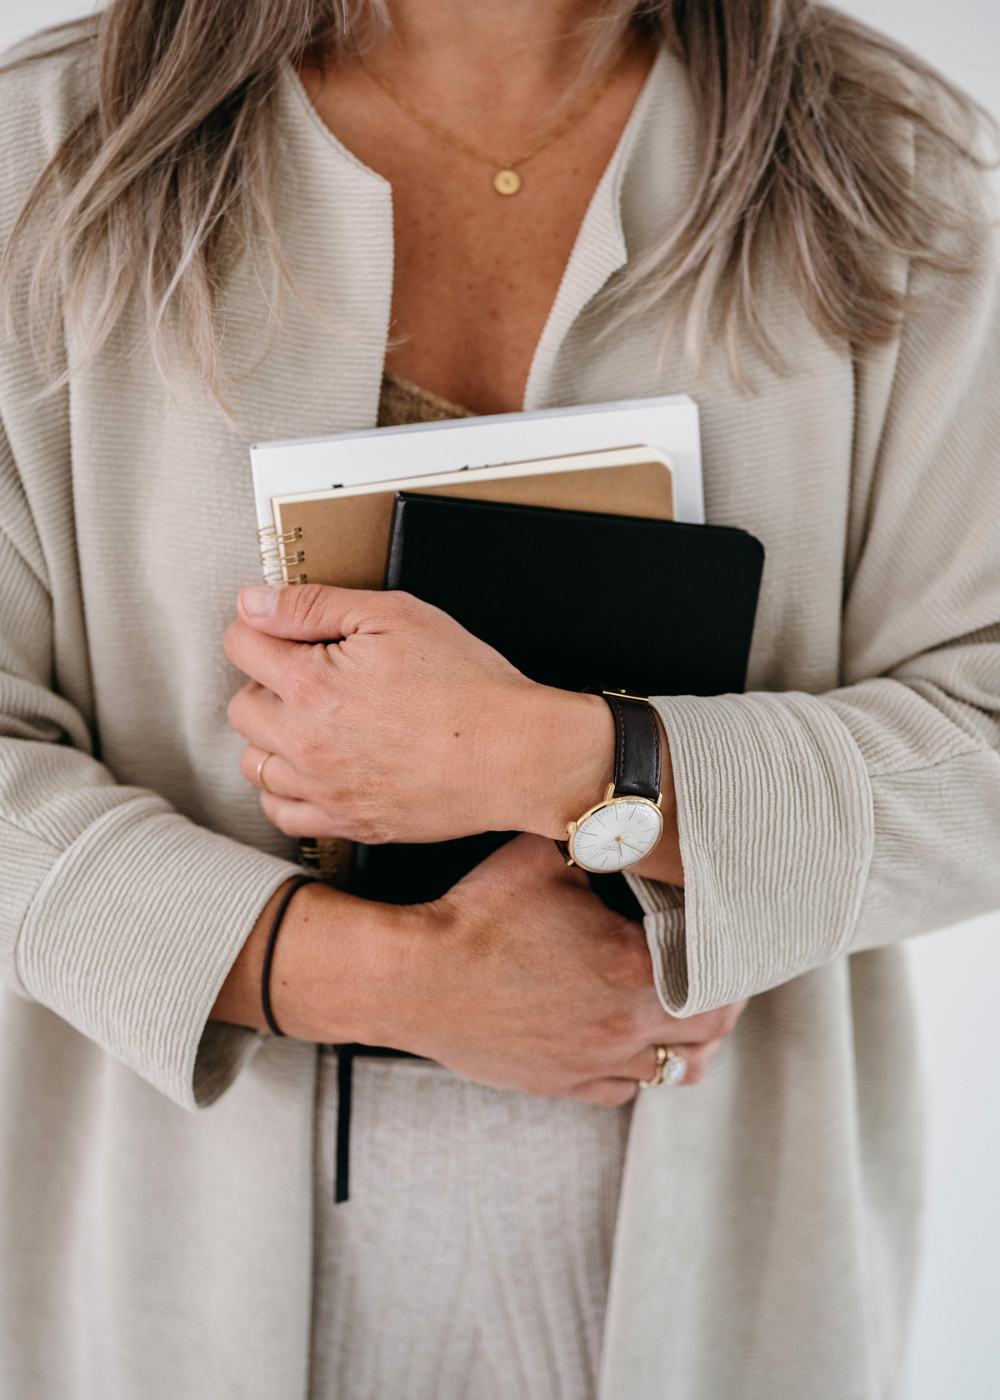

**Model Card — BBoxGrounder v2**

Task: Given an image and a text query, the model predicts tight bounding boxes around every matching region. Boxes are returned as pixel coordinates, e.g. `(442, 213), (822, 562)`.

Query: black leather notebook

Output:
(350, 493), (765, 913)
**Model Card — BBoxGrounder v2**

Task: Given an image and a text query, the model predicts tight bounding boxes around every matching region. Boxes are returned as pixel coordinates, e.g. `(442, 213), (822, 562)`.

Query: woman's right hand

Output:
(226, 834), (744, 1107)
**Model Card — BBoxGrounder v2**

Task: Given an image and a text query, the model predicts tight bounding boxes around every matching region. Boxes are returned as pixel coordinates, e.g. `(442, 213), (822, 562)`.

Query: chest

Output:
(299, 57), (652, 414)
(381, 168), (595, 414)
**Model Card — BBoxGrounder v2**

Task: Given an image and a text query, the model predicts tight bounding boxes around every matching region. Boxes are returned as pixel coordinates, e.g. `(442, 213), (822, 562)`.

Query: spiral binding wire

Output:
(297, 837), (347, 882)
(257, 524), (307, 586)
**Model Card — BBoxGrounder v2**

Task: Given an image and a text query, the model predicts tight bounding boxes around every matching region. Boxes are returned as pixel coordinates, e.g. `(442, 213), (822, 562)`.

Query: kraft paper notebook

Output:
(260, 445), (676, 588)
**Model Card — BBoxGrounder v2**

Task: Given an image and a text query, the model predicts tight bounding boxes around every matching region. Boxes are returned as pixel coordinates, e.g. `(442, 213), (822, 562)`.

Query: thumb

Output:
(238, 582), (376, 641)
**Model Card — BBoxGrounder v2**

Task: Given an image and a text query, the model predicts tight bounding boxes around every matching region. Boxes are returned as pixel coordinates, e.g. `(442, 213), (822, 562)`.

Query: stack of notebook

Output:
(250, 396), (764, 910)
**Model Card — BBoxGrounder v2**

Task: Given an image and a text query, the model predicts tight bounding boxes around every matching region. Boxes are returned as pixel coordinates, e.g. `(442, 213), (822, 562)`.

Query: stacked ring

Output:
(639, 1044), (687, 1088)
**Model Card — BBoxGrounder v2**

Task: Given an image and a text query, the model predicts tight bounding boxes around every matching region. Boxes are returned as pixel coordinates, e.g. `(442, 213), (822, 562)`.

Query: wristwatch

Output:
(564, 691), (664, 874)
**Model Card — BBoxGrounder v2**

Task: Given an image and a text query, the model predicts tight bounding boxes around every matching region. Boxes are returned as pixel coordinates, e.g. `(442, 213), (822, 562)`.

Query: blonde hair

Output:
(1, 0), (994, 396)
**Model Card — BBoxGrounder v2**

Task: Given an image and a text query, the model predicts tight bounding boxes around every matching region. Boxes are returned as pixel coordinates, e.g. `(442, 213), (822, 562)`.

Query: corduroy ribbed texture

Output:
(641, 690), (874, 1013)
(17, 799), (298, 1108)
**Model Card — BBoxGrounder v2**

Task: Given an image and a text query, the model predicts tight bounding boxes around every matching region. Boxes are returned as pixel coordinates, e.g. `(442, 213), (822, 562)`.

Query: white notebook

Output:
(250, 394), (703, 531)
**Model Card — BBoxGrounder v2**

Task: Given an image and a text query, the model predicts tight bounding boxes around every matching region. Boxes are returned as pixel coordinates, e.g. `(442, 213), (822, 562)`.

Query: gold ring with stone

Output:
(256, 752), (276, 796)
(639, 1044), (687, 1089)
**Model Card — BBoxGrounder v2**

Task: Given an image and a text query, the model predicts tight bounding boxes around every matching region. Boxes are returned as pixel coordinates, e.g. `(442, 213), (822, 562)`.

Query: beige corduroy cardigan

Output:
(1, 26), (999, 1400)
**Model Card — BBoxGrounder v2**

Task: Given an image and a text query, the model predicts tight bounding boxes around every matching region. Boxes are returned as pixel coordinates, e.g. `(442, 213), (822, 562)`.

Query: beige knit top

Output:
(0, 26), (999, 1400)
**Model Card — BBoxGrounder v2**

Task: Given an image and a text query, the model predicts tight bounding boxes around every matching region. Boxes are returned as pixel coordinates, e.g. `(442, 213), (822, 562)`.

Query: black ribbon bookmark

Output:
(334, 1044), (355, 1204)
(332, 1044), (424, 1203)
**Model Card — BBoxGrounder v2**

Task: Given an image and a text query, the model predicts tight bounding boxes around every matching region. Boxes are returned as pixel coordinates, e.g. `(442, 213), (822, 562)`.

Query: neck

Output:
(364, 0), (631, 105)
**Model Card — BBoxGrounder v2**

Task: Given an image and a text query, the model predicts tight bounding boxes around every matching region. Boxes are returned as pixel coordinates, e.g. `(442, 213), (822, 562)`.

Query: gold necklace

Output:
(356, 53), (628, 196)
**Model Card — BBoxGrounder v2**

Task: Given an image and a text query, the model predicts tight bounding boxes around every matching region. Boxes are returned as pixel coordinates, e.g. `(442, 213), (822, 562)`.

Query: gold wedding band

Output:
(639, 1044), (687, 1089)
(256, 751), (276, 796)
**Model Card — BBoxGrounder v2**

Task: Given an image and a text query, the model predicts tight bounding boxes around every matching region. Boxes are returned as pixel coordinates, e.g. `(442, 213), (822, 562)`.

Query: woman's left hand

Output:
(225, 583), (680, 878)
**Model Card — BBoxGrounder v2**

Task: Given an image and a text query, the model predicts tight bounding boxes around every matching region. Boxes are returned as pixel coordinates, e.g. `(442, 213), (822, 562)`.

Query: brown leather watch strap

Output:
(601, 692), (661, 802)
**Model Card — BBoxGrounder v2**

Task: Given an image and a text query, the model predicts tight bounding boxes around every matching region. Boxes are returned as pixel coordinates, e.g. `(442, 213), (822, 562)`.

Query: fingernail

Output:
(242, 586), (278, 617)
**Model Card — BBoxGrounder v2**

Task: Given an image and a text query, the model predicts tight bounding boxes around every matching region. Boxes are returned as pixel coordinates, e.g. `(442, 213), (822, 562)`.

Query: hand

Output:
(407, 836), (741, 1103)
(225, 583), (683, 881)
(214, 835), (741, 1106)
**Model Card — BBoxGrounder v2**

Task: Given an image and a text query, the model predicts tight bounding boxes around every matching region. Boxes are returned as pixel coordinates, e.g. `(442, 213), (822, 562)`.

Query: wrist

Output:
(502, 686), (615, 840)
(494, 687), (685, 886)
(266, 883), (430, 1044)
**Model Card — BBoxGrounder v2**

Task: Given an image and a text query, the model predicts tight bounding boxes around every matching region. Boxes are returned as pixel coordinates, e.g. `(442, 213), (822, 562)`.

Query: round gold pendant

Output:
(493, 168), (521, 196)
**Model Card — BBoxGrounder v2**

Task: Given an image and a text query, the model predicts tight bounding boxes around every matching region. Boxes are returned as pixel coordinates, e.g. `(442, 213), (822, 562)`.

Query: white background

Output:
(2, 2), (999, 1396)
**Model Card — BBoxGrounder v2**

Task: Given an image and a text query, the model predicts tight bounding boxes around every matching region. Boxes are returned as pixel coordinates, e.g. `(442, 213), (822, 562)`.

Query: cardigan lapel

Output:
(225, 66), (395, 448)
(522, 60), (649, 412)
(523, 46), (692, 412)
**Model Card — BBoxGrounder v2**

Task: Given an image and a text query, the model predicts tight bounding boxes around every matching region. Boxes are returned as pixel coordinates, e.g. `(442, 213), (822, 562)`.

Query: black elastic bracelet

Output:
(261, 875), (316, 1037)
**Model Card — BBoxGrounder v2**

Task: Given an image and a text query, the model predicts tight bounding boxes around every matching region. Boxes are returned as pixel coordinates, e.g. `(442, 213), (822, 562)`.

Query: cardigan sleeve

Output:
(0, 419), (301, 1109)
(633, 202), (1000, 1016)
(0, 28), (303, 1109)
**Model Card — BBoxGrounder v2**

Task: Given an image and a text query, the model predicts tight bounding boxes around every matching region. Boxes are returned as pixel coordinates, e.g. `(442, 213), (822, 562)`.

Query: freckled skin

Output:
(301, 41), (654, 415)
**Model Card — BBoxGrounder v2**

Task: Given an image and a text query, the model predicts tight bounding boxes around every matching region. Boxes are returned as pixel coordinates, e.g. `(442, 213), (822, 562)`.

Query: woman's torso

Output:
(0, 37), (922, 1400)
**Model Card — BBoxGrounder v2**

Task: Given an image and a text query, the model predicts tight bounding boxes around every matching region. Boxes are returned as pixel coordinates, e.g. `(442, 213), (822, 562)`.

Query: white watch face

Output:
(569, 799), (663, 873)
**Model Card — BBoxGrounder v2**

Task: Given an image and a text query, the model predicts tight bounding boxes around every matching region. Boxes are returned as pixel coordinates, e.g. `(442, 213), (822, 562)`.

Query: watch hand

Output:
(618, 838), (642, 854)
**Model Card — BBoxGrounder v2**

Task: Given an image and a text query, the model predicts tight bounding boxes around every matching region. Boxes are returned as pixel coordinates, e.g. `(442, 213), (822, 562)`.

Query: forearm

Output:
(210, 878), (424, 1042)
(211, 832), (740, 1105)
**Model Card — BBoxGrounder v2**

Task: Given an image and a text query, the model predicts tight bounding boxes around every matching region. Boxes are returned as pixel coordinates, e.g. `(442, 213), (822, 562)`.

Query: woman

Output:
(0, 1), (998, 1397)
